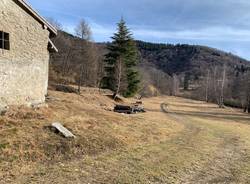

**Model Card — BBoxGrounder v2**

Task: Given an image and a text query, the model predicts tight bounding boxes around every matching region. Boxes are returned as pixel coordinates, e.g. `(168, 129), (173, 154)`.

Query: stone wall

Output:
(0, 0), (50, 106)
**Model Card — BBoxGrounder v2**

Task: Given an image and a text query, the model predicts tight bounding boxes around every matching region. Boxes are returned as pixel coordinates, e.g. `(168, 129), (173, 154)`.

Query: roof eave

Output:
(48, 39), (58, 53)
(14, 0), (57, 36)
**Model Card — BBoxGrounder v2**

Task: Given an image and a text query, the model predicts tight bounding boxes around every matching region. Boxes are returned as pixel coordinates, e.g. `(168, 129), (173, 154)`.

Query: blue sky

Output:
(27, 0), (250, 60)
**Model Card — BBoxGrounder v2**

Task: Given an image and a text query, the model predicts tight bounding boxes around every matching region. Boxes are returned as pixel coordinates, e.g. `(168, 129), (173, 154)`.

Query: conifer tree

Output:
(102, 18), (140, 97)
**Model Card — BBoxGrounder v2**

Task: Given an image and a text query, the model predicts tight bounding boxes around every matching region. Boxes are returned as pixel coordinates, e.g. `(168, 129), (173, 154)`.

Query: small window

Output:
(0, 31), (10, 50)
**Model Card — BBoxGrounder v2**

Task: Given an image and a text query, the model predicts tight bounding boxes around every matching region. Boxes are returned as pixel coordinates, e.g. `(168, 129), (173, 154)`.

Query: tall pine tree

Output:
(102, 18), (140, 97)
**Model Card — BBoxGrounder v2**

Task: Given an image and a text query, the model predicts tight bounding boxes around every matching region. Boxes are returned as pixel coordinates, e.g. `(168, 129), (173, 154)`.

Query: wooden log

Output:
(114, 105), (131, 110)
(114, 105), (133, 114)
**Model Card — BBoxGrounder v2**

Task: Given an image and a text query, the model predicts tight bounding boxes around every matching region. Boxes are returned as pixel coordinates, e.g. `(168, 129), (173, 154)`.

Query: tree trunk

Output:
(78, 64), (84, 94)
(219, 65), (226, 108)
(62, 48), (72, 76)
(247, 95), (250, 113)
(212, 67), (219, 105)
(205, 70), (210, 102)
(114, 57), (122, 99)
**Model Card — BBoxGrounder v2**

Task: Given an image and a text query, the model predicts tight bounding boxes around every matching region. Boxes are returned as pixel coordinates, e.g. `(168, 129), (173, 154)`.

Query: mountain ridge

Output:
(136, 40), (250, 78)
(50, 31), (250, 96)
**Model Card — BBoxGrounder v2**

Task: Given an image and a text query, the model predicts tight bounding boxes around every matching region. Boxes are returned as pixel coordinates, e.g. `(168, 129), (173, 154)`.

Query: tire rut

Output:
(183, 136), (246, 184)
(160, 103), (249, 184)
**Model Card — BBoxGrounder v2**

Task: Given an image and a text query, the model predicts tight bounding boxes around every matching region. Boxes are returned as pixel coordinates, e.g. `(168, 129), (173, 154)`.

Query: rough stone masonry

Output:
(0, 0), (57, 107)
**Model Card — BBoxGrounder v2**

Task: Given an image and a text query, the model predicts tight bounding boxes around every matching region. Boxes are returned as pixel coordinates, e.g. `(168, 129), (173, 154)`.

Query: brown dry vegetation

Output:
(0, 89), (250, 183)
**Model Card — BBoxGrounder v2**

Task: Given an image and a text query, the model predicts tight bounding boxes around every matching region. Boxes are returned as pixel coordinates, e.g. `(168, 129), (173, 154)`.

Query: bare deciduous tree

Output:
(75, 19), (92, 41)
(205, 69), (210, 102)
(219, 65), (227, 108)
(212, 66), (219, 104)
(171, 74), (179, 96)
(244, 72), (250, 113)
(74, 19), (95, 94)
(47, 17), (63, 30)
(139, 65), (172, 97)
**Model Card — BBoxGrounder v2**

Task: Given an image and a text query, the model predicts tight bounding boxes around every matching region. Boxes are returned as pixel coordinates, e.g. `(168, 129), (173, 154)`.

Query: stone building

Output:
(0, 0), (57, 107)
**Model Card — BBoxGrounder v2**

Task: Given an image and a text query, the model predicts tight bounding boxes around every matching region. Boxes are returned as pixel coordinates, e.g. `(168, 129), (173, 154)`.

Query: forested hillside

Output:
(50, 31), (250, 110)
(49, 31), (104, 87)
(137, 40), (250, 77)
(137, 40), (250, 110)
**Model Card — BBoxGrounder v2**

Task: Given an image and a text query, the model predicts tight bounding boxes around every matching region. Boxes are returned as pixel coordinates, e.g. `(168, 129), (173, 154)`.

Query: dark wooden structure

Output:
(114, 103), (146, 114)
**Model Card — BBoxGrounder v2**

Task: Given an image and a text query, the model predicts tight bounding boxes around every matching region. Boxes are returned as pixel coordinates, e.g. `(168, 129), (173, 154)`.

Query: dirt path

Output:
(1, 93), (250, 184)
(185, 136), (246, 184)
(161, 102), (250, 184)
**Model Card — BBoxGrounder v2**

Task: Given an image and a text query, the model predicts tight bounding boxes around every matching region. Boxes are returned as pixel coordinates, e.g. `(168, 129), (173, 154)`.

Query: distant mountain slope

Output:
(49, 31), (250, 98)
(136, 40), (250, 78)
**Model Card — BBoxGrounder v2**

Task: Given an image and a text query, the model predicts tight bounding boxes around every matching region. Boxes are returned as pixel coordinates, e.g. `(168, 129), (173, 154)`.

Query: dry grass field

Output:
(1, 89), (250, 184)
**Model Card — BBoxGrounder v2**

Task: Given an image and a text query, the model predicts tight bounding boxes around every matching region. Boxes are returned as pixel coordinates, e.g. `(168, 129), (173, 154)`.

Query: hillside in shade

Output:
(136, 40), (250, 78)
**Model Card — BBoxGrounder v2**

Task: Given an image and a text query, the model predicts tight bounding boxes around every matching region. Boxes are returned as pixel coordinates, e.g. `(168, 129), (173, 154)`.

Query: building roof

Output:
(14, 0), (57, 36)
(48, 39), (58, 52)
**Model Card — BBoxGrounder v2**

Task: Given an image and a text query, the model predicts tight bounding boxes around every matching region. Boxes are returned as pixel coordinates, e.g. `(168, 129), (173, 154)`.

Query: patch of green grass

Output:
(0, 142), (9, 150)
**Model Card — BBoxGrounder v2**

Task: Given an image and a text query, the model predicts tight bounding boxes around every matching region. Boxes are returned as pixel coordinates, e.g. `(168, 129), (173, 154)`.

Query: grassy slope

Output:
(0, 90), (250, 183)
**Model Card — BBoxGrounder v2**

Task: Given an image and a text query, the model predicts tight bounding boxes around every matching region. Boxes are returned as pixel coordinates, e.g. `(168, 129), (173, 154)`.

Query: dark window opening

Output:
(0, 31), (10, 50)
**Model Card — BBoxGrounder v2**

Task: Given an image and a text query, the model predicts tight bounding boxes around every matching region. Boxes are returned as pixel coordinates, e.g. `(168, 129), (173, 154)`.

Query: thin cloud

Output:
(133, 27), (250, 42)
(27, 0), (250, 60)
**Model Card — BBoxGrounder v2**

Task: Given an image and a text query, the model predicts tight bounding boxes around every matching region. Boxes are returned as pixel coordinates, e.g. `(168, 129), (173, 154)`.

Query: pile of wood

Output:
(114, 105), (133, 114)
(114, 101), (146, 114)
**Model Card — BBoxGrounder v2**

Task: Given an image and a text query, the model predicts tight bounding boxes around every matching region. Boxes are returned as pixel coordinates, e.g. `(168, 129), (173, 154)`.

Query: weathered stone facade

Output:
(0, 0), (55, 106)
